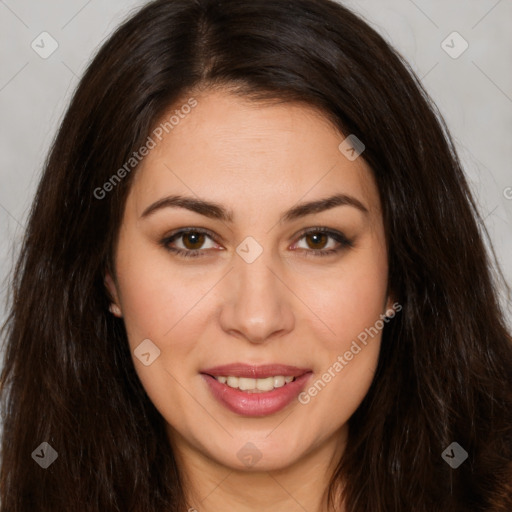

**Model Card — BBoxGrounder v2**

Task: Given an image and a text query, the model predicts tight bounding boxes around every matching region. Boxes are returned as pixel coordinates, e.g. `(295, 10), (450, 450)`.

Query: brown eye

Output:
(293, 228), (353, 257)
(182, 232), (206, 250)
(304, 232), (329, 250)
(161, 229), (218, 258)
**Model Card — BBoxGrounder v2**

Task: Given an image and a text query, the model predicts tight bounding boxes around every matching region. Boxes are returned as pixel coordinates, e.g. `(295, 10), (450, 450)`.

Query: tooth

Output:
(256, 376), (275, 391)
(226, 376), (239, 388)
(238, 377), (256, 390)
(273, 376), (285, 388)
(217, 375), (296, 390)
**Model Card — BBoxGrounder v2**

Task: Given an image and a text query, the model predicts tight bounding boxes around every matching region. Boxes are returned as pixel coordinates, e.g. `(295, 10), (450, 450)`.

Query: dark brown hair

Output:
(1, 0), (511, 510)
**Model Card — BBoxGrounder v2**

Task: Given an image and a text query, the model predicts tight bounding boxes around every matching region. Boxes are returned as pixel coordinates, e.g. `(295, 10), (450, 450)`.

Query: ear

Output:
(105, 272), (122, 317)
(384, 294), (398, 317)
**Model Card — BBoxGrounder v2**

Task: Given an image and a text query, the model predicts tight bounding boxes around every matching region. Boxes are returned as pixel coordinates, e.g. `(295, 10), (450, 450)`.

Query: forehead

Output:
(129, 89), (381, 217)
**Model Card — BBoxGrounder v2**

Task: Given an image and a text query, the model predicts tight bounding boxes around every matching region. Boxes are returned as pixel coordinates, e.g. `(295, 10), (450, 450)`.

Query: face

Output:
(106, 89), (392, 474)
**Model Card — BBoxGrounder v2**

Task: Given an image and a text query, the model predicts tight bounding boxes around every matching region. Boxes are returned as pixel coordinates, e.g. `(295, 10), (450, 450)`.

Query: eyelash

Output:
(160, 227), (354, 259)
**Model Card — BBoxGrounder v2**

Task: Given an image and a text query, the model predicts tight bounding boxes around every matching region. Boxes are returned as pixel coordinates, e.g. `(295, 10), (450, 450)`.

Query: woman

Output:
(1, 0), (511, 510)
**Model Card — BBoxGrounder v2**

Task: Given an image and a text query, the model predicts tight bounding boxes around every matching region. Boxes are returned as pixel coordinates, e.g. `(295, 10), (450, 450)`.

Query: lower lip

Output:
(201, 373), (312, 417)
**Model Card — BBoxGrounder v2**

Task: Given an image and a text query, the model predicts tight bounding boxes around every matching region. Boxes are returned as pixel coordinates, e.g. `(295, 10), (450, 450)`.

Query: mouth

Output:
(200, 363), (312, 416)
(209, 374), (296, 393)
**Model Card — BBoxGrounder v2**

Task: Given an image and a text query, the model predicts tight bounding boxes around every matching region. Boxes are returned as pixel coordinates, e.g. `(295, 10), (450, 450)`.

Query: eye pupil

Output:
(183, 232), (205, 250)
(306, 233), (327, 249)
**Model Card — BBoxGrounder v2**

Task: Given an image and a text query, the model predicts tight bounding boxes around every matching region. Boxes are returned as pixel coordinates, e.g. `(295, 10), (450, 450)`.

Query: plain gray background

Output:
(1, 0), (511, 336)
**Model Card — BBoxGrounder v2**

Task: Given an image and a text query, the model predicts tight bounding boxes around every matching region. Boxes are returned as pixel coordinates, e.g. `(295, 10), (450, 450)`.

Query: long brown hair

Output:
(1, 0), (511, 510)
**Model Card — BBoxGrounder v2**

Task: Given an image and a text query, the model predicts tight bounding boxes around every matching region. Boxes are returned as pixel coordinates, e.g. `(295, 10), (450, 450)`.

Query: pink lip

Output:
(200, 364), (312, 417)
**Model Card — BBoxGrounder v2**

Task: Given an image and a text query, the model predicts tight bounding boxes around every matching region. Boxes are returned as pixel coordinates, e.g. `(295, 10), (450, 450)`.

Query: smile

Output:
(201, 364), (312, 416)
(213, 375), (295, 392)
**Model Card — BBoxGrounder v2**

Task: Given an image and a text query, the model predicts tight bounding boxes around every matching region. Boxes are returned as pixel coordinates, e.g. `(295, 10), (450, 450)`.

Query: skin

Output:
(106, 89), (393, 512)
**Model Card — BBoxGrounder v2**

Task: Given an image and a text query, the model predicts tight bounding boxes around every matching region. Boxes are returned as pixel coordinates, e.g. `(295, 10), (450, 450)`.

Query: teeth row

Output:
(215, 375), (295, 391)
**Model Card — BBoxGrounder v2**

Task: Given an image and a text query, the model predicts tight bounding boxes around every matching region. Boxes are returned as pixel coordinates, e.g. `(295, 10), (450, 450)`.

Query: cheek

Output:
(114, 241), (220, 386)
(305, 243), (388, 352)
(114, 247), (209, 419)
(116, 265), (175, 343)
(298, 253), (387, 429)
(114, 238), (201, 342)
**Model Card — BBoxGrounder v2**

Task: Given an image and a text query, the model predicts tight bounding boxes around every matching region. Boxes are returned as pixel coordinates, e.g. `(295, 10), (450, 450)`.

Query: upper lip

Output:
(201, 363), (312, 379)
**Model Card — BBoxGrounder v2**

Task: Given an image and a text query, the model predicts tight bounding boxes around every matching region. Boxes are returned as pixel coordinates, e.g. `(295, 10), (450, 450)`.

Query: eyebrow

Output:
(140, 193), (369, 223)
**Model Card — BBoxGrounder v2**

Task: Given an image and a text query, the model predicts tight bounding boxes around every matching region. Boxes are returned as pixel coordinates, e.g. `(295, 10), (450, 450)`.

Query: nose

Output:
(218, 251), (295, 344)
